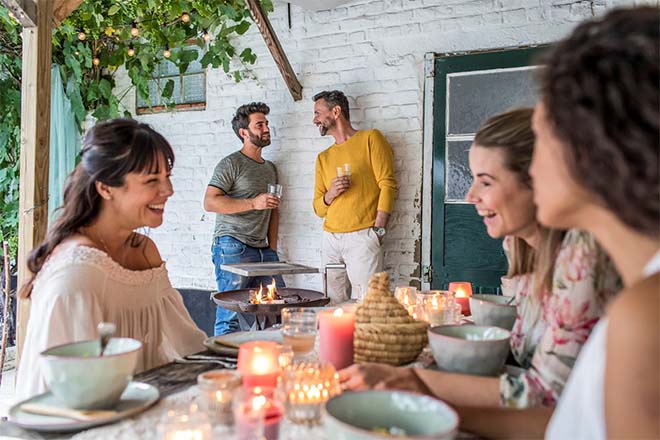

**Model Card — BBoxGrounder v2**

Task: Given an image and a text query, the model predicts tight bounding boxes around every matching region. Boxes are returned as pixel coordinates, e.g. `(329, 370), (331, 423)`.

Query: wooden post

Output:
(16, 0), (54, 364)
(245, 0), (303, 101)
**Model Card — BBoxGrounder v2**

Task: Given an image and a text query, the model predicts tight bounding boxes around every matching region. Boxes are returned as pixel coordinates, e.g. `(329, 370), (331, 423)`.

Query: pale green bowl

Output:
(324, 390), (458, 439)
(428, 325), (511, 376)
(469, 294), (517, 330)
(41, 338), (142, 409)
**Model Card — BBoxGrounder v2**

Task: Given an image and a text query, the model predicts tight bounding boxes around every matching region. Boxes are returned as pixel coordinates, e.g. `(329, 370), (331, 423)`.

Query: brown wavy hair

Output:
(21, 119), (175, 298)
(541, 6), (659, 238)
(474, 108), (566, 298)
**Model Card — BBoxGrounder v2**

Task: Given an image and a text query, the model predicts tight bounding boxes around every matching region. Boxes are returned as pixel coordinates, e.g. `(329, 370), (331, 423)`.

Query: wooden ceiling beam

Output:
(1, 0), (37, 27)
(245, 0), (303, 101)
(52, 0), (82, 25)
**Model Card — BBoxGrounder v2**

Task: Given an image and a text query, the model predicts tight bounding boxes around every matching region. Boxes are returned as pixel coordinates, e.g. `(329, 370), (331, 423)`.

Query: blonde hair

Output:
(474, 108), (566, 298)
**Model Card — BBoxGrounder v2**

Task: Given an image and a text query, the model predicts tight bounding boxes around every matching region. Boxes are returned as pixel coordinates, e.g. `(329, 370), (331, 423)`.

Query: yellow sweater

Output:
(313, 129), (397, 232)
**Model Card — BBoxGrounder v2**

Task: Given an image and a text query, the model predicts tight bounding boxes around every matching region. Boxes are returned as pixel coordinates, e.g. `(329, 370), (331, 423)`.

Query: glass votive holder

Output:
(420, 290), (458, 326)
(157, 403), (212, 440)
(196, 369), (242, 427)
(394, 286), (418, 316)
(233, 386), (284, 440)
(281, 308), (318, 358)
(237, 341), (281, 390)
(280, 361), (341, 426)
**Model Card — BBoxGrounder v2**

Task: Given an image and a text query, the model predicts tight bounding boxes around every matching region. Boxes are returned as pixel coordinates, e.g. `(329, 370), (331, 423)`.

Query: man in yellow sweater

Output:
(312, 90), (398, 303)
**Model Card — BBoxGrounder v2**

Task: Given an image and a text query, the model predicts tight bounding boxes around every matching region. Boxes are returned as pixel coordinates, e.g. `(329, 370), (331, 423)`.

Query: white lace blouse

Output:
(15, 246), (206, 401)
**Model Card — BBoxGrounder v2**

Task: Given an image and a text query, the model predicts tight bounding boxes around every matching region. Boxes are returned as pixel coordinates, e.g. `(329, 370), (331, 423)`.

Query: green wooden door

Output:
(431, 47), (546, 292)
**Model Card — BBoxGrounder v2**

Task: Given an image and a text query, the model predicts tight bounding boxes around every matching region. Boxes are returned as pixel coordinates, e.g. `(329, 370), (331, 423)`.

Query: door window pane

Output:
(446, 140), (473, 202)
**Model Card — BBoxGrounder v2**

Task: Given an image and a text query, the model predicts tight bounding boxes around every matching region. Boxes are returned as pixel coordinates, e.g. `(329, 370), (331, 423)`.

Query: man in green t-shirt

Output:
(203, 102), (285, 335)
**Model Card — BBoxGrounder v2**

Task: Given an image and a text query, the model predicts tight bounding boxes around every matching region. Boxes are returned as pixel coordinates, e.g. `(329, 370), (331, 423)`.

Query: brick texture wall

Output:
(116, 0), (650, 292)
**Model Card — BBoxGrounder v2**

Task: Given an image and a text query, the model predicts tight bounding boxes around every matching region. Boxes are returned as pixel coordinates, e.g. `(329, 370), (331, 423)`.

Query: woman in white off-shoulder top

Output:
(16, 119), (206, 400)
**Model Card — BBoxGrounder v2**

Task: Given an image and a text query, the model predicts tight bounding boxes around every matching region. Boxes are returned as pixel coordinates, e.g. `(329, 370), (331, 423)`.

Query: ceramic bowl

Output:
(41, 337), (142, 409)
(428, 325), (510, 376)
(469, 294), (517, 330)
(324, 390), (458, 439)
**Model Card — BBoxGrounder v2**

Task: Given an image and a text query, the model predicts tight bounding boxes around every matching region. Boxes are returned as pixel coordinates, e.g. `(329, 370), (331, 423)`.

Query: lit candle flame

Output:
(251, 394), (267, 410)
(455, 287), (466, 298)
(333, 308), (344, 317)
(267, 279), (276, 301)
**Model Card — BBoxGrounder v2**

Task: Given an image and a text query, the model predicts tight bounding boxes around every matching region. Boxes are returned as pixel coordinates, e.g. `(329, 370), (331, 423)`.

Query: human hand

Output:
(325, 176), (351, 204)
(251, 193), (280, 210)
(338, 363), (426, 393)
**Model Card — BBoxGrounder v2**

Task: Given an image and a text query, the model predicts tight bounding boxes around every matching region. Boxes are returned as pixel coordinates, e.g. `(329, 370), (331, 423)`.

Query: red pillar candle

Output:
(237, 341), (281, 390)
(448, 281), (473, 316)
(318, 308), (355, 370)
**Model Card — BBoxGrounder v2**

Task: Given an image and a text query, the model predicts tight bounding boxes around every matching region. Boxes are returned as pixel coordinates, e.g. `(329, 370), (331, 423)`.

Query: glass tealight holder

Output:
(280, 361), (342, 426)
(233, 386), (284, 440)
(196, 369), (242, 428)
(157, 403), (212, 440)
(281, 308), (318, 358)
(394, 286), (418, 316)
(420, 290), (459, 326)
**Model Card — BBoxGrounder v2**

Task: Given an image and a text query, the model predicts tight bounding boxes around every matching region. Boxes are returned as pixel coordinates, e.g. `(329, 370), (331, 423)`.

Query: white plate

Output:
(203, 330), (283, 356)
(9, 381), (159, 433)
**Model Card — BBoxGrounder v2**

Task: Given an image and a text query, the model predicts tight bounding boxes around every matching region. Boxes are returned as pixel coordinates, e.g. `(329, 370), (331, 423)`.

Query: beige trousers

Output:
(322, 228), (383, 303)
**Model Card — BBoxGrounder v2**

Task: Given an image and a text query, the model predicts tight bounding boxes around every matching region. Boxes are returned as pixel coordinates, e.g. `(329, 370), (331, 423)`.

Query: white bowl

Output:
(41, 338), (142, 409)
(325, 390), (458, 439)
(469, 294), (517, 330)
(428, 325), (511, 376)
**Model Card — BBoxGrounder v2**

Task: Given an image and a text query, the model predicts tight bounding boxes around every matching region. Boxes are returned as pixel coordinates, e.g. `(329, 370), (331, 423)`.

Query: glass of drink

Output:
(280, 308), (317, 357)
(267, 183), (283, 198)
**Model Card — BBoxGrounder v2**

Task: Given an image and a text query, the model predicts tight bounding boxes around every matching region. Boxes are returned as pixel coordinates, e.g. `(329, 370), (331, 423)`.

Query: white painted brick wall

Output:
(115, 0), (652, 292)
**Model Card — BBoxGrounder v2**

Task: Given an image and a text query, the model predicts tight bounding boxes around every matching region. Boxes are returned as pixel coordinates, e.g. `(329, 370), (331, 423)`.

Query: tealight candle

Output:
(394, 286), (418, 318)
(281, 361), (342, 425)
(449, 281), (473, 315)
(238, 341), (281, 389)
(318, 308), (355, 370)
(197, 369), (242, 427)
(158, 405), (212, 440)
(234, 386), (283, 440)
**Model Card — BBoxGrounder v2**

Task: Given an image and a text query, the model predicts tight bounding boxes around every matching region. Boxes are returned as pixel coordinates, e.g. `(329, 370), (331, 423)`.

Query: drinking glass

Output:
(420, 290), (459, 326)
(196, 369), (242, 429)
(280, 308), (318, 357)
(267, 183), (283, 198)
(233, 387), (283, 440)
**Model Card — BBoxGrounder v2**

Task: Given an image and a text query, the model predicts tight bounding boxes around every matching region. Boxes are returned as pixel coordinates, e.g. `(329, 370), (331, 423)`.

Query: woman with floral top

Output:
(338, 108), (620, 409)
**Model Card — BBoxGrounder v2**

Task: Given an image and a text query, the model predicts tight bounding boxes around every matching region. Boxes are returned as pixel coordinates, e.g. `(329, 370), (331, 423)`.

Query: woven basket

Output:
(353, 272), (428, 365)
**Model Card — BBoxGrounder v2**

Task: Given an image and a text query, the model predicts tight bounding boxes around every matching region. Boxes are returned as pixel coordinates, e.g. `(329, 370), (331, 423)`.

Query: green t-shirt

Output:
(208, 151), (278, 248)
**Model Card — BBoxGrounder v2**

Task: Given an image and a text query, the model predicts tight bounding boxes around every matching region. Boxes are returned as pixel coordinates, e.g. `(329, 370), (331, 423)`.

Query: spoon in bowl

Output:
(97, 322), (116, 356)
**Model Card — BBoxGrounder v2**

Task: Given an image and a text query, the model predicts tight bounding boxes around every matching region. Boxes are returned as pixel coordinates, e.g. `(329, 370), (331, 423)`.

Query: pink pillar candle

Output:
(237, 341), (281, 389)
(448, 281), (473, 316)
(318, 308), (355, 370)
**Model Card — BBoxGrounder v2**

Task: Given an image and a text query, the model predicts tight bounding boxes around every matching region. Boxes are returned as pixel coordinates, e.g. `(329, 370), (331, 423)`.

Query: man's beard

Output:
(248, 129), (271, 148)
(318, 118), (334, 136)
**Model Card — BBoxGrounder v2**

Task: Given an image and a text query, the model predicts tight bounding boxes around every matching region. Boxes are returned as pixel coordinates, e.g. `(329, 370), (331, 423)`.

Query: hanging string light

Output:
(203, 29), (211, 42)
(127, 44), (135, 57)
(130, 21), (139, 37)
(77, 29), (86, 41)
(163, 46), (171, 58)
(93, 57), (100, 66)
(181, 12), (190, 23)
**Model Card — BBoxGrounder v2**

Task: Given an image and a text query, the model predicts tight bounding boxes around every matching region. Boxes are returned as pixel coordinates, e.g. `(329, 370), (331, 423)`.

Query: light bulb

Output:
(77, 31), (86, 41)
(181, 12), (190, 23)
(163, 47), (171, 58)
(130, 21), (139, 37)
(127, 45), (135, 57)
(93, 57), (100, 66)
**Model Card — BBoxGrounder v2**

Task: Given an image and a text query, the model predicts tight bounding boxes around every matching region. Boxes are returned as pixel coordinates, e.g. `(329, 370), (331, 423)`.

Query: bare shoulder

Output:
(132, 233), (163, 269)
(608, 273), (659, 326)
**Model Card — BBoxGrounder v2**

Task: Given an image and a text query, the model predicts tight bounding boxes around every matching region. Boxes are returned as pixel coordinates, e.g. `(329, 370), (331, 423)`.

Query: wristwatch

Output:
(371, 226), (386, 238)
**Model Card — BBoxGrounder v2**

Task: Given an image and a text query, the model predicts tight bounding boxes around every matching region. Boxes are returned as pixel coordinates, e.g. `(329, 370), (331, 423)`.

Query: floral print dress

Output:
(499, 229), (621, 408)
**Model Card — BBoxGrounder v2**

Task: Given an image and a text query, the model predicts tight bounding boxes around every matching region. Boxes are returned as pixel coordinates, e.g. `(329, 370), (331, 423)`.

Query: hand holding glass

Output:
(267, 183), (283, 199)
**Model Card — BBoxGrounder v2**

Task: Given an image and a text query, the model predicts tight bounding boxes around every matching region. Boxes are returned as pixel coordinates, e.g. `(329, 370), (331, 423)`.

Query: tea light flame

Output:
(333, 308), (344, 317)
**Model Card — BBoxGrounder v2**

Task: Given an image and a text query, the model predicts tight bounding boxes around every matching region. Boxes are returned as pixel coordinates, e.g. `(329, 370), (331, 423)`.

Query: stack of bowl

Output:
(469, 294), (517, 330)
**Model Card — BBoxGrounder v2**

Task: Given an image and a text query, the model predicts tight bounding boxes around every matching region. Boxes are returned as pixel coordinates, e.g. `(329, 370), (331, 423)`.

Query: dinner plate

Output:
(9, 381), (159, 433)
(203, 330), (283, 356)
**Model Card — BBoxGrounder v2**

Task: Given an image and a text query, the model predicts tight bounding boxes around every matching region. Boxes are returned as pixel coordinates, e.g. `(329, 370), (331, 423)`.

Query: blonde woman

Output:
(339, 108), (620, 409)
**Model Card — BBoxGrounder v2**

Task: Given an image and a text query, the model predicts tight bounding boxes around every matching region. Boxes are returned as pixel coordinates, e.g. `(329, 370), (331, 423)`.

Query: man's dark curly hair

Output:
(313, 90), (350, 121)
(541, 6), (659, 238)
(231, 102), (270, 142)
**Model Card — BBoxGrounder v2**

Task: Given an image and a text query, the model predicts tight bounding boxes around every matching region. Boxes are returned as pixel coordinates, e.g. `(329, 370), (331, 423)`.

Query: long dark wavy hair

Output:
(22, 119), (175, 298)
(541, 6), (659, 238)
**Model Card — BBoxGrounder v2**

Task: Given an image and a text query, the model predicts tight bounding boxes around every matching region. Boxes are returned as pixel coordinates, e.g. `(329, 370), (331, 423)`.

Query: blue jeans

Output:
(212, 236), (286, 335)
